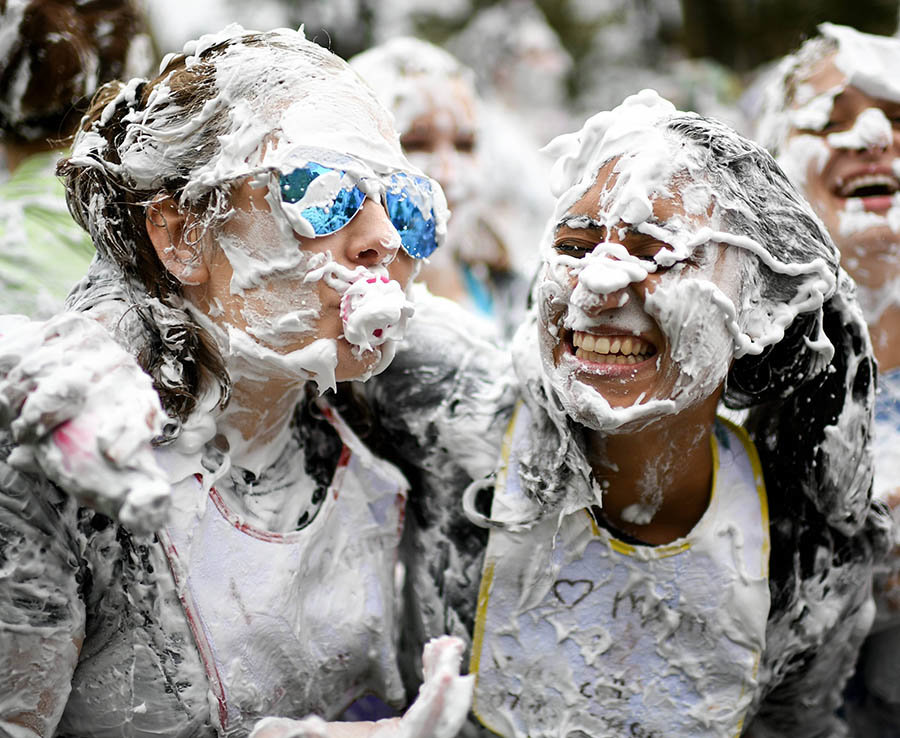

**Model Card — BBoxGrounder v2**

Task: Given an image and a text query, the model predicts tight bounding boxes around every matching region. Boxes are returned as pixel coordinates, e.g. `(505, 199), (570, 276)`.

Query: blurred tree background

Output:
(152, 0), (896, 134)
(230, 0), (898, 87)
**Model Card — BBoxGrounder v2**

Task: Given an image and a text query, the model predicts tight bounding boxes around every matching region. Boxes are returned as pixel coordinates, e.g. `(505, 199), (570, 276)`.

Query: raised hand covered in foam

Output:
(247, 636), (473, 738)
(0, 313), (170, 533)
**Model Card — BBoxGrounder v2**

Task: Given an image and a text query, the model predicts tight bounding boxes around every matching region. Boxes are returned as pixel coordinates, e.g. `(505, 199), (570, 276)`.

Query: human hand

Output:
(0, 312), (170, 533)
(373, 635), (473, 738)
(249, 636), (473, 738)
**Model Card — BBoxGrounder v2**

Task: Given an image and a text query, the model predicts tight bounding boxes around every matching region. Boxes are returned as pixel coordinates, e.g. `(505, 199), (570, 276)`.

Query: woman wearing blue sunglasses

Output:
(0, 26), (472, 738)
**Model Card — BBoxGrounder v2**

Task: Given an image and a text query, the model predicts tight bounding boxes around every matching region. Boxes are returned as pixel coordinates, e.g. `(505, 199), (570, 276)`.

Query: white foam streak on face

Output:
(787, 86), (839, 133)
(776, 134), (830, 188)
(668, 227), (835, 358)
(838, 196), (900, 238)
(827, 107), (893, 150)
(570, 243), (653, 304)
(645, 277), (735, 404)
(218, 210), (329, 294)
(821, 22), (900, 104)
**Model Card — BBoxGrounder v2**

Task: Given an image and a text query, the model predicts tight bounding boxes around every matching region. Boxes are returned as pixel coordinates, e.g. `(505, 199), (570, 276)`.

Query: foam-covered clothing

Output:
(844, 368), (900, 737)
(470, 409), (769, 738)
(361, 292), (886, 738)
(0, 397), (409, 738)
(0, 150), (93, 317)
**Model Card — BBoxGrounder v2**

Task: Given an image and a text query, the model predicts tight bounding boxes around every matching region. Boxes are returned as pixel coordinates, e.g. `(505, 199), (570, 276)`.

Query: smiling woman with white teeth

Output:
(356, 90), (888, 737)
(757, 23), (900, 734)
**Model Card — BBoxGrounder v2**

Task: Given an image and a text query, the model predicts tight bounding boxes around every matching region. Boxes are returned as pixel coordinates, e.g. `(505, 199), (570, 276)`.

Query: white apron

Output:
(159, 404), (408, 736)
(471, 405), (770, 738)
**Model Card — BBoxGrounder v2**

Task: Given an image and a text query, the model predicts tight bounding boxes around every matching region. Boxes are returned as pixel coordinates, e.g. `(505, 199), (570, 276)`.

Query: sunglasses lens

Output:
(385, 174), (439, 259)
(279, 163), (366, 236)
(303, 186), (365, 235)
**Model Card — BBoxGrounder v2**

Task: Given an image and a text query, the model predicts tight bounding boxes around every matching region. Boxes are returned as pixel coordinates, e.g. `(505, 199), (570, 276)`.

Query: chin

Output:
(335, 341), (396, 383)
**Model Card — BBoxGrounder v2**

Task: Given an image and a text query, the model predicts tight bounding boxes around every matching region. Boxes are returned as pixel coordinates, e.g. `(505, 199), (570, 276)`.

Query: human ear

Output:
(146, 196), (210, 285)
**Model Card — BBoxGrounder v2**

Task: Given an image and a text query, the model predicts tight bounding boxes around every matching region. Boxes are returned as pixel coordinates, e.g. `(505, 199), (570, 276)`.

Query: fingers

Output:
(0, 312), (172, 532)
(250, 716), (329, 738)
(377, 636), (473, 738)
(421, 635), (465, 682)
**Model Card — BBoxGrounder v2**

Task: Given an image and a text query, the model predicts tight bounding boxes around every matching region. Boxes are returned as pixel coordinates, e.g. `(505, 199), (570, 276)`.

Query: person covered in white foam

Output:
(756, 24), (900, 735)
(0, 26), (473, 738)
(350, 37), (542, 343)
(362, 89), (888, 737)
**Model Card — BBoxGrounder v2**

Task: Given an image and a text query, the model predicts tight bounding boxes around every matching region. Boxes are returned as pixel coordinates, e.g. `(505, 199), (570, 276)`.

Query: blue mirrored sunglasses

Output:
(278, 162), (440, 259)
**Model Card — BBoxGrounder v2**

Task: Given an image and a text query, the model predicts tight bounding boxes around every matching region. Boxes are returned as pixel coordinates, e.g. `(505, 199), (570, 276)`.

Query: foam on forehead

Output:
(180, 26), (409, 190)
(543, 90), (714, 252)
(821, 22), (900, 104)
(350, 37), (477, 135)
(90, 25), (410, 198)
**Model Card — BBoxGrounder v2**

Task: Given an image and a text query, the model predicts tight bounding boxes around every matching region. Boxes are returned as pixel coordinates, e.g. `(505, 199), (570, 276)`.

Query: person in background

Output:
(0, 0), (154, 317)
(756, 23), (900, 736)
(351, 37), (543, 342)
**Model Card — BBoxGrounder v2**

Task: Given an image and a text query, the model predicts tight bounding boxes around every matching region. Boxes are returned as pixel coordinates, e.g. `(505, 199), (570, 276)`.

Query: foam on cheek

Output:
(644, 275), (738, 405)
(219, 202), (327, 293)
(776, 134), (830, 189)
(787, 86), (838, 133)
(838, 196), (900, 238)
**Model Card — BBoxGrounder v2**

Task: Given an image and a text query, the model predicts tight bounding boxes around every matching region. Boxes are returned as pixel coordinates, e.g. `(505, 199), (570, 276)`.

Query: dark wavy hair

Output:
(0, 0), (151, 143)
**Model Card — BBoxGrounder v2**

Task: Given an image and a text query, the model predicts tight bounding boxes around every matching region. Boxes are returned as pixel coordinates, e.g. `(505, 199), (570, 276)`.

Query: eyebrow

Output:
(556, 214), (606, 232)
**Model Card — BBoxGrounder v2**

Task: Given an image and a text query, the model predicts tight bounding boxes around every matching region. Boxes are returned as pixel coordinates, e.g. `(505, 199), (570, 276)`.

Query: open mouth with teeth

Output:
(837, 173), (900, 202)
(571, 330), (657, 365)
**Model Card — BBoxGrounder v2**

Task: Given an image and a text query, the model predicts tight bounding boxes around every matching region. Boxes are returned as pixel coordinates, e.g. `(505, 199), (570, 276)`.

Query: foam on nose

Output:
(571, 242), (652, 303)
(827, 107), (893, 150)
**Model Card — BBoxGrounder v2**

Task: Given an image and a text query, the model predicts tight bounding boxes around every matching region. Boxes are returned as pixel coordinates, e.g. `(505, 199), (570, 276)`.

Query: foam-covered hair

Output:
(349, 36), (477, 136)
(0, 0), (151, 141)
(58, 26), (406, 424)
(514, 96), (877, 540)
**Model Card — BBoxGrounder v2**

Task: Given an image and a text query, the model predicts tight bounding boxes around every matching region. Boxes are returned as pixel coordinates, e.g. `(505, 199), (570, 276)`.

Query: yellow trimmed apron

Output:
(471, 405), (770, 738)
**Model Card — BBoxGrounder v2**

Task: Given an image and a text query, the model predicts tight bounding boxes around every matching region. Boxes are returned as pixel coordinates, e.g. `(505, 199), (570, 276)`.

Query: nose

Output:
(570, 249), (652, 315)
(345, 199), (400, 268)
(833, 108), (893, 153)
